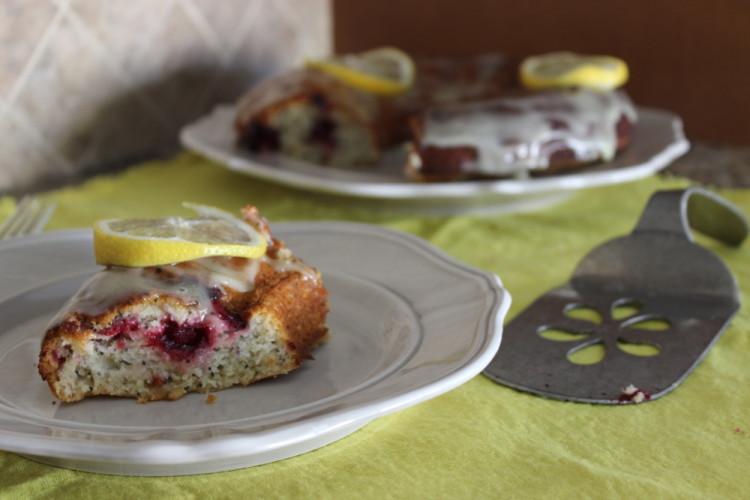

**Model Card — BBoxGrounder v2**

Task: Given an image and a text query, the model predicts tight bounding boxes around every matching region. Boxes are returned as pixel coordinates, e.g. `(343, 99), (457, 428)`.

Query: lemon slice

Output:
(520, 52), (629, 90)
(305, 47), (415, 95)
(93, 204), (267, 267)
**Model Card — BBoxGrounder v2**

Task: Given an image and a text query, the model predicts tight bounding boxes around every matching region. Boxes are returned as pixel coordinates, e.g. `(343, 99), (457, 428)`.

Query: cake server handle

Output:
(632, 187), (748, 246)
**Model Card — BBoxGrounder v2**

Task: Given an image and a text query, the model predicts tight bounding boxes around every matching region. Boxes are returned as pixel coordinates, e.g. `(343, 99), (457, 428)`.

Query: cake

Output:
(406, 88), (637, 182)
(394, 53), (516, 118)
(233, 53), (516, 168)
(38, 206), (329, 403)
(234, 68), (395, 167)
(233, 50), (637, 182)
(390, 53), (516, 139)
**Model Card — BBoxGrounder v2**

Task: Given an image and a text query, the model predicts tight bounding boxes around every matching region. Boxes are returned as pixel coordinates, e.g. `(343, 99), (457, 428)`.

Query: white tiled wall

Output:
(0, 0), (332, 194)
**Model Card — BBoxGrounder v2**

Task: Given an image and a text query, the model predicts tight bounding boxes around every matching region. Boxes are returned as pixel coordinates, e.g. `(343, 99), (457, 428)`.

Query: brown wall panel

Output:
(333, 0), (750, 146)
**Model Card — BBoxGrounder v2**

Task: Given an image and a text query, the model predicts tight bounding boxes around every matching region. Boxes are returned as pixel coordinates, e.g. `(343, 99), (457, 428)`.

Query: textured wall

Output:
(0, 0), (331, 194)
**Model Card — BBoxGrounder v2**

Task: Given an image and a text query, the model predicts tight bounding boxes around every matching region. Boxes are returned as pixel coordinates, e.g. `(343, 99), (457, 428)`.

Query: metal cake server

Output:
(483, 187), (748, 404)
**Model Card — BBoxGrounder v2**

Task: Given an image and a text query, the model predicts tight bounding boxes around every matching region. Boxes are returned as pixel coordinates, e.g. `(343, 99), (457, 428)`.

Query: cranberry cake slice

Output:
(38, 207), (329, 403)
(234, 68), (392, 167)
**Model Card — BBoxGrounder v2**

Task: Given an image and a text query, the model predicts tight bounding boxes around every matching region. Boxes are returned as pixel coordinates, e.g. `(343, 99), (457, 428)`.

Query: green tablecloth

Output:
(1, 153), (749, 499)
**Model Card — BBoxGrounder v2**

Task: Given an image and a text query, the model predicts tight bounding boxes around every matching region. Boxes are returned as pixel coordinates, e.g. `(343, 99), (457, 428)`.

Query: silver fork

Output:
(0, 196), (56, 240)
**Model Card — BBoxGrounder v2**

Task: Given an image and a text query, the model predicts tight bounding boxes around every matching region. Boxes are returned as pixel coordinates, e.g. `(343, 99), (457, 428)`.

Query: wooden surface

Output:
(333, 0), (750, 147)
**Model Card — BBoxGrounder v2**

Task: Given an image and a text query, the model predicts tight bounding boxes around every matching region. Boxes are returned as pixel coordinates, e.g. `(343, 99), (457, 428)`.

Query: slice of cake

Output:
(38, 206), (329, 403)
(235, 68), (393, 167)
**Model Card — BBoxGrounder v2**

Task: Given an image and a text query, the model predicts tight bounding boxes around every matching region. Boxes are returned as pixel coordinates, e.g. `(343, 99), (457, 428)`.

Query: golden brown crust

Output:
(254, 267), (329, 359)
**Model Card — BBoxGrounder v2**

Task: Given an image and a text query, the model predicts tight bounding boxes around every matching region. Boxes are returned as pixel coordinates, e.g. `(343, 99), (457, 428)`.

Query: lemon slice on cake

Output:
(305, 47), (415, 95)
(520, 52), (629, 91)
(93, 203), (267, 267)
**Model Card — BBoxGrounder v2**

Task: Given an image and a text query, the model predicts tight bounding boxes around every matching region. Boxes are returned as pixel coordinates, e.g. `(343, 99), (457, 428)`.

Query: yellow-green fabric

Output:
(1, 153), (749, 499)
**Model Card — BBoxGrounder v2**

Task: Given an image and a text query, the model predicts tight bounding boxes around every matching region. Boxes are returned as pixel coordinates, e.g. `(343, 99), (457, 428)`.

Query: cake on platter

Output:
(232, 49), (638, 183)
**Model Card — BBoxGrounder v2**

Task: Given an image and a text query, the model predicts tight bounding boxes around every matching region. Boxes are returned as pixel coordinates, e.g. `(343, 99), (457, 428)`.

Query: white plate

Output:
(0, 223), (510, 476)
(180, 105), (690, 215)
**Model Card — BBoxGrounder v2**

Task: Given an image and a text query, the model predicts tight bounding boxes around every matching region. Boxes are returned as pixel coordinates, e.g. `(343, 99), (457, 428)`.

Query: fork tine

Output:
(11, 197), (38, 236)
(31, 199), (56, 234)
(0, 196), (56, 240)
(0, 196), (32, 239)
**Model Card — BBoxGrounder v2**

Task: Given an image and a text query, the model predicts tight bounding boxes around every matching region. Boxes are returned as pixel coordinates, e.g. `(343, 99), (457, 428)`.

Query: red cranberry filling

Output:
(149, 319), (211, 362)
(53, 345), (72, 367)
(309, 117), (336, 146)
(243, 121), (280, 152)
(618, 388), (652, 403)
(211, 300), (247, 331)
(102, 288), (248, 363)
(209, 287), (247, 331)
(308, 117), (337, 163)
(100, 317), (140, 337)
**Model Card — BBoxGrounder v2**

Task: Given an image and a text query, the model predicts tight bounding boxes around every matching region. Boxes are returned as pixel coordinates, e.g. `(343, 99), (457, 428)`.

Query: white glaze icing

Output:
(50, 250), (319, 326)
(419, 89), (637, 175)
